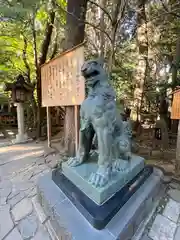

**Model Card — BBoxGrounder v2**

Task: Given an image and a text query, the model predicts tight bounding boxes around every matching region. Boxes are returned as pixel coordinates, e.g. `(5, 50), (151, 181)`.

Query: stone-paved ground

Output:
(0, 140), (61, 240)
(141, 181), (180, 240)
(3, 138), (180, 240)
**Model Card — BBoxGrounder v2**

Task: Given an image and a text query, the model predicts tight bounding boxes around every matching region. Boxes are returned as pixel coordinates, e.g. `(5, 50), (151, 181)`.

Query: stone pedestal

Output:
(37, 168), (164, 240)
(53, 165), (152, 230)
(12, 103), (28, 144)
(62, 155), (145, 205)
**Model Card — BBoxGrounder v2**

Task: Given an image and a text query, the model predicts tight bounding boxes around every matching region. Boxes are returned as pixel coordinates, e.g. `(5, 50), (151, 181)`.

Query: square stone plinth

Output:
(38, 167), (163, 238)
(62, 155), (145, 205)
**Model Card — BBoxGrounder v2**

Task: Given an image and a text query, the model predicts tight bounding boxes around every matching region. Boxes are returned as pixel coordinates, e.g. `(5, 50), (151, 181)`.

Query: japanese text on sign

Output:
(41, 44), (85, 107)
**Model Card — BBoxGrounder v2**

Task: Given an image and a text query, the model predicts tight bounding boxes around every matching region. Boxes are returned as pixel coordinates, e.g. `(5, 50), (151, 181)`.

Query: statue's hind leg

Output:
(112, 137), (131, 172)
(68, 124), (95, 167)
(81, 124), (95, 161)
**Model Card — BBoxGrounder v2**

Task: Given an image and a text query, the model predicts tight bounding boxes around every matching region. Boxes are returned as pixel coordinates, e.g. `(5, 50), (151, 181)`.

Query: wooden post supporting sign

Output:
(171, 88), (180, 172)
(74, 105), (80, 156)
(47, 106), (52, 148)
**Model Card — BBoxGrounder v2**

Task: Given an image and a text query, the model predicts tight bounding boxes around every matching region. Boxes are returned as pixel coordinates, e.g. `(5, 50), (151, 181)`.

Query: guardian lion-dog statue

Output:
(68, 59), (132, 188)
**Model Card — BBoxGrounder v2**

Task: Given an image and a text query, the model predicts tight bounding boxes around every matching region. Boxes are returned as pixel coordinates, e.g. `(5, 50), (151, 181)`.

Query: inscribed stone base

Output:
(62, 154), (145, 205)
(37, 168), (164, 240)
(52, 166), (152, 230)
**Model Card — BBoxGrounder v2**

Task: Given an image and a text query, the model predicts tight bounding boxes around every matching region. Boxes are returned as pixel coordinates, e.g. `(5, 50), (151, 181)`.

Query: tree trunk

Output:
(63, 0), (88, 156)
(36, 0), (56, 138)
(99, 0), (107, 58)
(50, 34), (58, 59)
(22, 36), (31, 82)
(108, 0), (126, 75)
(172, 37), (180, 89)
(131, 0), (148, 123)
(22, 34), (37, 128)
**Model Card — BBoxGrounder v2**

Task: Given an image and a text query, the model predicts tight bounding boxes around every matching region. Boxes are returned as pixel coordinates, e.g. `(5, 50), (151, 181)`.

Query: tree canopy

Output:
(1, 0), (180, 138)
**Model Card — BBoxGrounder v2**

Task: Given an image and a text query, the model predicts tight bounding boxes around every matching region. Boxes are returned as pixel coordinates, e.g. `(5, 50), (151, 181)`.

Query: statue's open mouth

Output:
(82, 70), (99, 79)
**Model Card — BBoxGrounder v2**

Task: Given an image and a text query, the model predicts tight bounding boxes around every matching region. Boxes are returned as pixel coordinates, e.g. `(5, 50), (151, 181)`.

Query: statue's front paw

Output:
(67, 157), (83, 167)
(89, 172), (108, 188)
(88, 165), (111, 188)
(112, 159), (129, 172)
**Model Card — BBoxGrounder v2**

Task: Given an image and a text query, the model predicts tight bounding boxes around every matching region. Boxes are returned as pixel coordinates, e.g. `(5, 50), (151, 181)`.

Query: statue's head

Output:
(81, 59), (106, 87)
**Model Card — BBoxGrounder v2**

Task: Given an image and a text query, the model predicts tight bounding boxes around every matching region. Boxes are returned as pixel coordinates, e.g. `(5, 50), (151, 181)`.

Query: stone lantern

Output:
(4, 74), (34, 143)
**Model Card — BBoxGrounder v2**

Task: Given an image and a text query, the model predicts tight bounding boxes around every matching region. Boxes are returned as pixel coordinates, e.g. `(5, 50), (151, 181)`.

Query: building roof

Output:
(4, 75), (34, 92)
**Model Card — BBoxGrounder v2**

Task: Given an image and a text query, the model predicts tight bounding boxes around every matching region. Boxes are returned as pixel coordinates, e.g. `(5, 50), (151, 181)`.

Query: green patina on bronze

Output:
(67, 59), (134, 188)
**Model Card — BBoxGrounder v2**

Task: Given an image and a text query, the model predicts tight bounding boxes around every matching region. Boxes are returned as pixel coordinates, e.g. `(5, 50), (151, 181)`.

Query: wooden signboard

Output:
(171, 88), (180, 164)
(171, 90), (180, 119)
(40, 43), (85, 150)
(41, 43), (85, 107)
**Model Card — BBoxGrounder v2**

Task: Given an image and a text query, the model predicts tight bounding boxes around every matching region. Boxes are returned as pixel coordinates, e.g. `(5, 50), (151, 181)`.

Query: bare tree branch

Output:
(56, 3), (112, 43)
(107, 0), (127, 74)
(39, 4), (56, 65)
(112, 0), (122, 26)
(84, 19), (112, 43)
(50, 23), (58, 59)
(31, 12), (38, 78)
(98, 0), (107, 58)
(50, 38), (58, 59)
(116, 0), (127, 27)
(88, 0), (112, 22)
(85, 33), (99, 52)
(160, 0), (180, 18)
(22, 35), (31, 82)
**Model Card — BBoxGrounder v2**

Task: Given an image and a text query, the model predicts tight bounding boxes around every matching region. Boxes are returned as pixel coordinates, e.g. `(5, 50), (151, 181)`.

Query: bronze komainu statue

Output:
(68, 59), (132, 188)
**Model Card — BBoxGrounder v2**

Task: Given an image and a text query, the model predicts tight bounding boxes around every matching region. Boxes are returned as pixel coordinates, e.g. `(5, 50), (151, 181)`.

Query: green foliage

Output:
(0, 0), (66, 86)
(111, 41), (137, 102)
(0, 0), (43, 18)
(1, 0), (180, 118)
(0, 20), (33, 83)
